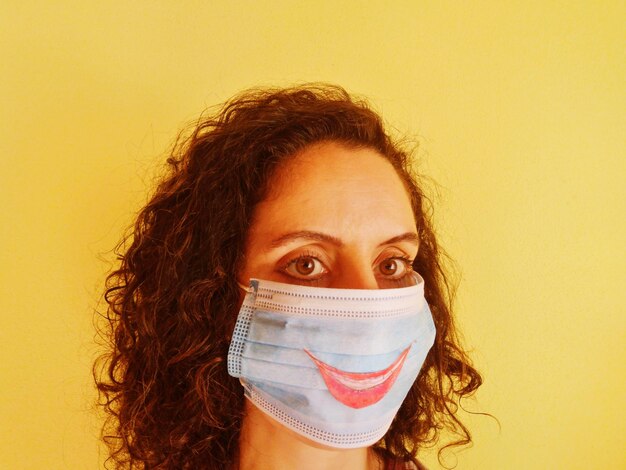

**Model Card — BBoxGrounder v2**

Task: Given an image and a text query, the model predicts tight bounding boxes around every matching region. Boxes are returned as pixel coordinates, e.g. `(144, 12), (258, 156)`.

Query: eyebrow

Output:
(268, 230), (420, 249)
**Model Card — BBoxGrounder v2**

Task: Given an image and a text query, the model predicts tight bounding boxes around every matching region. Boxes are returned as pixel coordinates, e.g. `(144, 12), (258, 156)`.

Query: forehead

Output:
(249, 142), (416, 242)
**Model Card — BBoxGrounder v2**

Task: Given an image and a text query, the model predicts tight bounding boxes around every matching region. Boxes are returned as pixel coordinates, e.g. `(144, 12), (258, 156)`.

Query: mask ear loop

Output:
(225, 280), (253, 344)
(410, 270), (425, 287)
(237, 279), (253, 293)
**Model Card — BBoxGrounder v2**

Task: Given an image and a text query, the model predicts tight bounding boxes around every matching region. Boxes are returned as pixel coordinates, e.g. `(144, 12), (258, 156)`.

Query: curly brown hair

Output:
(94, 84), (482, 469)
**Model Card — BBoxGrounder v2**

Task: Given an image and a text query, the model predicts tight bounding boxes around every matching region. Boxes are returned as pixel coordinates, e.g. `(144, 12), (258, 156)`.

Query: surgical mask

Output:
(227, 273), (436, 448)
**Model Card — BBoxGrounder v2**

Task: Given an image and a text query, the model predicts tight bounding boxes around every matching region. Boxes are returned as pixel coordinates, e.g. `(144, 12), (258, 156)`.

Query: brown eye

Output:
(284, 255), (327, 280)
(295, 257), (316, 275)
(380, 259), (399, 276)
(378, 258), (410, 278)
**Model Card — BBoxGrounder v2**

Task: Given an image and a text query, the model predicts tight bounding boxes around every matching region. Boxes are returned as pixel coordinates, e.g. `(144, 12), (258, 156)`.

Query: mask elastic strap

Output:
(237, 280), (252, 293)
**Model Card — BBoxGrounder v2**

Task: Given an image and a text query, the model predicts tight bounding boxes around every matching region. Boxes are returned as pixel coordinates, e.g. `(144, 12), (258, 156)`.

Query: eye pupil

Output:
(296, 257), (316, 275)
(380, 259), (398, 275)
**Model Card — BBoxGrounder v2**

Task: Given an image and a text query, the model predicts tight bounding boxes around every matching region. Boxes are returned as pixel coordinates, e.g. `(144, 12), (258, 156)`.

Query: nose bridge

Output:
(334, 256), (378, 290)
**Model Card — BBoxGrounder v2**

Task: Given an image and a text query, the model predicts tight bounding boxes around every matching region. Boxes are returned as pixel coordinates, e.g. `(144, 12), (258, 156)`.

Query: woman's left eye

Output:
(377, 257), (412, 278)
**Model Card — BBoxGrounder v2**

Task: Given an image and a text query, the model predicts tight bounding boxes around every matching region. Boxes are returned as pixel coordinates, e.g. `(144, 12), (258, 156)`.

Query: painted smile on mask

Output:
(304, 345), (412, 409)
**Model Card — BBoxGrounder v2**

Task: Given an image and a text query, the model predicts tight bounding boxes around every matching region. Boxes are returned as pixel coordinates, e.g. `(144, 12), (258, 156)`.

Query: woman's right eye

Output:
(283, 255), (327, 280)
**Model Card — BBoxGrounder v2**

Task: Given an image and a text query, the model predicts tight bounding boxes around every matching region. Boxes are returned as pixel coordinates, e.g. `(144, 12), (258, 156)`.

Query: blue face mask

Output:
(227, 273), (436, 448)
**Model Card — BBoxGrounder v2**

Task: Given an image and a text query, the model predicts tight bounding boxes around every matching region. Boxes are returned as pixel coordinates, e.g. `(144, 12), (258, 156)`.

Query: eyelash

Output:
(279, 252), (415, 284)
(384, 255), (415, 286)
(279, 250), (326, 283)
(398, 256), (414, 268)
(382, 255), (414, 274)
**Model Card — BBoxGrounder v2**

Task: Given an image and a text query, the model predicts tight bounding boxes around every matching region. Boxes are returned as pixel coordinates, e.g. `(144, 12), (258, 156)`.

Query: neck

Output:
(237, 400), (382, 470)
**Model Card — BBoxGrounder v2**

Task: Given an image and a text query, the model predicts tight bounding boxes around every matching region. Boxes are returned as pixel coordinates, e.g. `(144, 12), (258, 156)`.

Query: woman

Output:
(95, 84), (482, 469)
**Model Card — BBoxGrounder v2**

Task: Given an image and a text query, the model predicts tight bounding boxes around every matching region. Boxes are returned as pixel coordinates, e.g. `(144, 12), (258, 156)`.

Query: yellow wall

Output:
(1, 2), (624, 469)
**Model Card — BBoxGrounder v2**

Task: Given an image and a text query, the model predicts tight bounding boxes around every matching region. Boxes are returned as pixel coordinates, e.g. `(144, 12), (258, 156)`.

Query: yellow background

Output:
(1, 2), (624, 469)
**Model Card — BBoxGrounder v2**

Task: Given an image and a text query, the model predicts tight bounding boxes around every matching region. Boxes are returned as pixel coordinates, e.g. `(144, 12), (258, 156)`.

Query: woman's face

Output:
(240, 141), (419, 289)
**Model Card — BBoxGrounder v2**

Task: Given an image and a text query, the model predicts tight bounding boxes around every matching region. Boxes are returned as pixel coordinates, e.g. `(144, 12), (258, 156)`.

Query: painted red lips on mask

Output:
(304, 345), (412, 409)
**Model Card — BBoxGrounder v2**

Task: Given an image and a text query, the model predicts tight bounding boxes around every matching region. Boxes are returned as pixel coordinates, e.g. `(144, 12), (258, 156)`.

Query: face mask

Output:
(227, 273), (436, 448)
